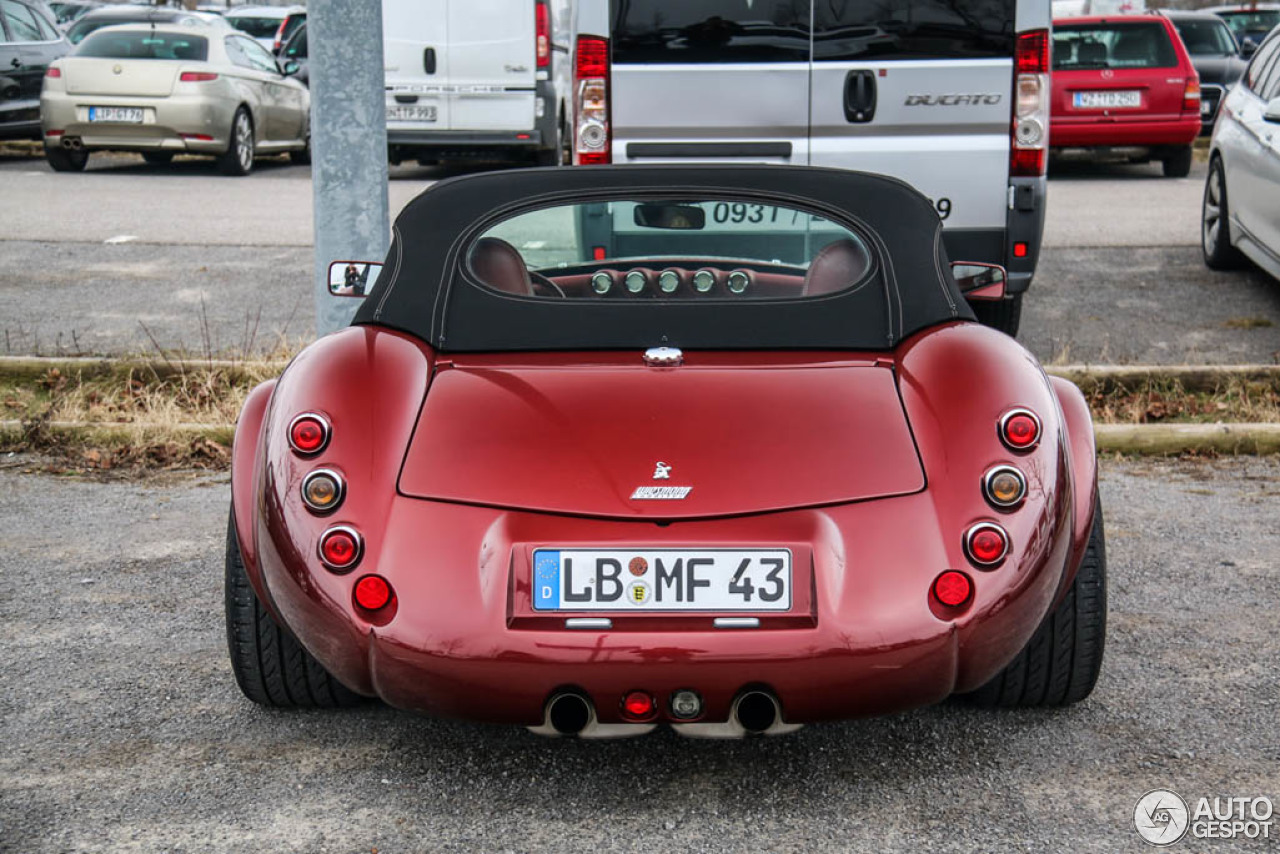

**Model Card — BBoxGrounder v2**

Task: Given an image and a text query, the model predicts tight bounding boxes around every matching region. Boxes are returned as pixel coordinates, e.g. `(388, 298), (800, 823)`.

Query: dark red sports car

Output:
(226, 165), (1106, 737)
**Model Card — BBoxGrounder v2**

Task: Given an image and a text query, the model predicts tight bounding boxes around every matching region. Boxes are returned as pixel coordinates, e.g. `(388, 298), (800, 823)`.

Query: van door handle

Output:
(9, 57), (20, 68)
(844, 70), (877, 124)
(423, 48), (436, 75)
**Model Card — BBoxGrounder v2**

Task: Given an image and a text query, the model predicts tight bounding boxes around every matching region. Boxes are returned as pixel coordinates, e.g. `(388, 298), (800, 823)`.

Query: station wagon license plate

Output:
(386, 106), (437, 122)
(88, 106), (143, 123)
(533, 548), (792, 611)
(1073, 90), (1141, 109)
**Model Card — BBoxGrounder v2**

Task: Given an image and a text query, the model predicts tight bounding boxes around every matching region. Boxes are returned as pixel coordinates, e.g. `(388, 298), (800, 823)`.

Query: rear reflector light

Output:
(983, 465), (1027, 509)
(536, 1), (550, 69)
(933, 571), (973, 607)
(45, 67), (61, 78)
(1013, 241), (1028, 258)
(965, 523), (1010, 567)
(319, 526), (362, 571)
(288, 413), (330, 455)
(46, 129), (63, 137)
(1183, 77), (1201, 112)
(302, 469), (345, 513)
(999, 408), (1041, 450)
(180, 133), (214, 142)
(180, 72), (218, 82)
(1010, 30), (1049, 178)
(621, 690), (657, 720)
(354, 575), (393, 611)
(573, 36), (610, 164)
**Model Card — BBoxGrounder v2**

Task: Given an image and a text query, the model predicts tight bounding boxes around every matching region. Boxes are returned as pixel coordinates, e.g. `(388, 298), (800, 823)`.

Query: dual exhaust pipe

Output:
(537, 689), (789, 738)
(60, 137), (83, 150)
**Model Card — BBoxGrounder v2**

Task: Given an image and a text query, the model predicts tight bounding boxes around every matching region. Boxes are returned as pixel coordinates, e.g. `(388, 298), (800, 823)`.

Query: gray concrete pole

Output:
(310, 0), (389, 337)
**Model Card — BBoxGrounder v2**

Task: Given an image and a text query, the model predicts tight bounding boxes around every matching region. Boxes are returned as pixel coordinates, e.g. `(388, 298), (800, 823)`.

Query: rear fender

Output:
(231, 377), (277, 617)
(1049, 374), (1098, 604)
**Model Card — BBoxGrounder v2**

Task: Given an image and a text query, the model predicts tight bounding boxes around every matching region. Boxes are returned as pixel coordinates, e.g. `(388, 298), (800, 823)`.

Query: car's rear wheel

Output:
(45, 144), (88, 173)
(1162, 145), (1193, 178)
(216, 107), (255, 177)
(1202, 156), (1246, 271)
(290, 125), (311, 165)
(970, 293), (1022, 338)
(225, 509), (364, 708)
(142, 151), (174, 165)
(966, 499), (1107, 708)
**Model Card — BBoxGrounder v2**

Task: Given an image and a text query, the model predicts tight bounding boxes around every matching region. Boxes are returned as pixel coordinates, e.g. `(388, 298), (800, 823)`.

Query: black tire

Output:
(45, 144), (88, 173)
(966, 500), (1107, 708)
(290, 124), (310, 165)
(216, 107), (255, 176)
(970, 292), (1023, 337)
(1202, 156), (1246, 271)
(225, 509), (364, 708)
(1162, 145), (1193, 178)
(142, 151), (174, 165)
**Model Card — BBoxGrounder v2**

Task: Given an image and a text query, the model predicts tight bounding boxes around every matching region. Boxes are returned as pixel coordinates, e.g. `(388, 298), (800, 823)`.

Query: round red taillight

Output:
(288, 413), (329, 455)
(621, 690), (656, 721)
(933, 570), (973, 607)
(1000, 409), (1041, 450)
(319, 526), (361, 571)
(965, 523), (1009, 567)
(353, 575), (392, 611)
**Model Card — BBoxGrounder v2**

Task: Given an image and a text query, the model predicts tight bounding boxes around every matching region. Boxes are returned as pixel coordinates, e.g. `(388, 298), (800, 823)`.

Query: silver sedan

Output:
(40, 24), (309, 175)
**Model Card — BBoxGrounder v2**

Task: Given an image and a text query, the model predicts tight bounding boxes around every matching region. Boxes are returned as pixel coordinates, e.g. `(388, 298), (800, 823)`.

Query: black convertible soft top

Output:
(354, 165), (974, 351)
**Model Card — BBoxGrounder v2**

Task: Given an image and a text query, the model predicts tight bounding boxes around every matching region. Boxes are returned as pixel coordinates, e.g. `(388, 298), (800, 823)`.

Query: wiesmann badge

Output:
(631, 462), (692, 500)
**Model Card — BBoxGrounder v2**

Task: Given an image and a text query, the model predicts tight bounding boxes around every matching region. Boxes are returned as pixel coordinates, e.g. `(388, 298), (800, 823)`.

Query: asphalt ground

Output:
(2, 455), (1278, 852)
(1, 148), (1278, 362)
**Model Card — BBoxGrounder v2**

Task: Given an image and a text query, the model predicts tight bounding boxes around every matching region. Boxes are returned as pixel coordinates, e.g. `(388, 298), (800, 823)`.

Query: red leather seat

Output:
(471, 237), (534, 296)
(803, 239), (873, 296)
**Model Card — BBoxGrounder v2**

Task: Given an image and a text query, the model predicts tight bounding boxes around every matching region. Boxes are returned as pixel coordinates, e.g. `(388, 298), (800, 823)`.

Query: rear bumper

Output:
(40, 90), (234, 153)
(1050, 116), (1201, 148)
(387, 128), (543, 157)
(254, 487), (1075, 726)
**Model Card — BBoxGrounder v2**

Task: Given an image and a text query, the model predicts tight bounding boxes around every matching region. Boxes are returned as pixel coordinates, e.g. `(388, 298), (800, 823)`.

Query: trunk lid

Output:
(62, 58), (181, 97)
(399, 356), (924, 519)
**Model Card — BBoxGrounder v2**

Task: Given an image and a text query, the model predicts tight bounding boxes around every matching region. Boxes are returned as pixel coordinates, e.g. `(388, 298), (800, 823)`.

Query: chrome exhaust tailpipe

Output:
(62, 137), (83, 150)
(734, 691), (780, 734)
(547, 693), (591, 736)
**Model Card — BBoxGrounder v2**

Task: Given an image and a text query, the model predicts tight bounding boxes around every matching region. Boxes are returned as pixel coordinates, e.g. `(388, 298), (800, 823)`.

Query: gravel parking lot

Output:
(2, 456), (1278, 853)
(1, 150), (1278, 363)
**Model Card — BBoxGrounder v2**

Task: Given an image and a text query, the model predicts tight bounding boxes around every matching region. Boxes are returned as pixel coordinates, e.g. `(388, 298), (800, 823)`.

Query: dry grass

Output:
(1085, 376), (1280, 424)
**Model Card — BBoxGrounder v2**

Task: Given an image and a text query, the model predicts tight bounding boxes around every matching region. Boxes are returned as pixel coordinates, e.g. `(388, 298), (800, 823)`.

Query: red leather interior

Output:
(471, 237), (534, 296)
(803, 240), (872, 296)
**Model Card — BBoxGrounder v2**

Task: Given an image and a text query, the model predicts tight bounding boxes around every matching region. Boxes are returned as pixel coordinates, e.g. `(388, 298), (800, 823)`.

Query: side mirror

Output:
(952, 262), (1006, 301)
(1240, 40), (1257, 58)
(282, 60), (300, 76)
(1265, 97), (1280, 124)
(328, 261), (383, 297)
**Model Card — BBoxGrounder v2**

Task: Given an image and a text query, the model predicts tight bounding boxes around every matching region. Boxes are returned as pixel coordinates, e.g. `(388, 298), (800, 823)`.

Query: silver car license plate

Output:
(386, 106), (437, 122)
(89, 106), (144, 123)
(1073, 90), (1141, 109)
(532, 548), (792, 611)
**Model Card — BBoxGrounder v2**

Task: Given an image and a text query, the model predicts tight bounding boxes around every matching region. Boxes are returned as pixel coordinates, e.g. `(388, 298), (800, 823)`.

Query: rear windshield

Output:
(1172, 19), (1238, 56)
(1217, 10), (1280, 36)
(610, 0), (810, 63)
(469, 198), (875, 302)
(813, 0), (1015, 61)
(226, 15), (280, 39)
(75, 30), (209, 60)
(1053, 22), (1178, 70)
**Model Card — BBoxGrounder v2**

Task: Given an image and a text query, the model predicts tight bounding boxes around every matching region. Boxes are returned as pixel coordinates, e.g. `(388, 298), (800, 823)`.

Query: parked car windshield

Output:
(1053, 22), (1179, 70)
(225, 14), (280, 39)
(1172, 19), (1239, 56)
(469, 197), (875, 301)
(75, 30), (209, 61)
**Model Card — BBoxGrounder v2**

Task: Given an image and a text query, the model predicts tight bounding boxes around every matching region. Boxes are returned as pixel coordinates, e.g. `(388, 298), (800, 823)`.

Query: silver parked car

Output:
(41, 24), (309, 175)
(1202, 24), (1280, 282)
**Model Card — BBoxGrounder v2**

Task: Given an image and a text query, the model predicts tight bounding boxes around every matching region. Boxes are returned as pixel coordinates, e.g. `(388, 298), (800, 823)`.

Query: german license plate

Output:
(533, 548), (792, 611)
(88, 106), (143, 123)
(386, 105), (437, 122)
(1073, 90), (1141, 109)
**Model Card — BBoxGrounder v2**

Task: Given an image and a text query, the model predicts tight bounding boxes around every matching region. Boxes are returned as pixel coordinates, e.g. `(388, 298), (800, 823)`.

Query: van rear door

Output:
(383, 0), (451, 130)
(807, 0), (1016, 237)
(446, 0), (536, 131)
(609, 0), (811, 165)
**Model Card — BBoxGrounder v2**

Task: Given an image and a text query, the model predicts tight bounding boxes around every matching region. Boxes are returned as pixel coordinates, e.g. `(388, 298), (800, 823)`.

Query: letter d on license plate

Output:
(533, 548), (791, 612)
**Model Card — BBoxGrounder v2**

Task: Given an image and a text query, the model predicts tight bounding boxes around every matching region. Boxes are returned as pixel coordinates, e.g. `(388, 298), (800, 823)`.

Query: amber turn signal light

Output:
(983, 465), (1027, 509)
(301, 469), (344, 513)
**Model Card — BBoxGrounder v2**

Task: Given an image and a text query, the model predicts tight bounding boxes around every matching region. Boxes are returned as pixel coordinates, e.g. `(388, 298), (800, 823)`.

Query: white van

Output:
(382, 0), (572, 166)
(566, 0), (1053, 336)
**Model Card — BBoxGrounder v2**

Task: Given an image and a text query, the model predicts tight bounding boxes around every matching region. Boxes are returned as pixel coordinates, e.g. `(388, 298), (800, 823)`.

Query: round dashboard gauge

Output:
(658, 270), (680, 294)
(727, 270), (750, 294)
(692, 269), (715, 293)
(625, 270), (646, 294)
(590, 272), (612, 294)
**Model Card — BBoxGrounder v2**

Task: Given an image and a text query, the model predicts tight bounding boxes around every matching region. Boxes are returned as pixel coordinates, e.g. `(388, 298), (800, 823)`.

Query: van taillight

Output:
(573, 36), (610, 165)
(536, 1), (550, 69)
(1010, 30), (1049, 178)
(273, 19), (287, 53)
(1183, 77), (1201, 112)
